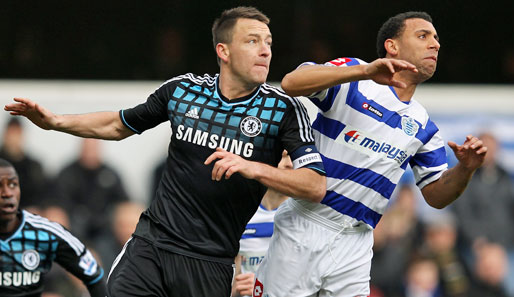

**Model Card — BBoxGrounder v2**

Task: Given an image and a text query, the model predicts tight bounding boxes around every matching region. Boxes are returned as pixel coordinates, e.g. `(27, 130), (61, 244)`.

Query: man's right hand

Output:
(233, 272), (255, 296)
(364, 58), (418, 88)
(5, 97), (58, 130)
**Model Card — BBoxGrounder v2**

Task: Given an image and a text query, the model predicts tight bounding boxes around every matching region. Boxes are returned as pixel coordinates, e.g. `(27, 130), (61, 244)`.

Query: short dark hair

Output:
(376, 11), (433, 58)
(6, 117), (22, 128)
(0, 158), (15, 170)
(212, 6), (270, 63)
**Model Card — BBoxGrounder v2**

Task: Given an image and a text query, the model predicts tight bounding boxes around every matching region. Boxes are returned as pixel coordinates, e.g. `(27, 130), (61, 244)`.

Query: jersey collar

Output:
(215, 74), (262, 105)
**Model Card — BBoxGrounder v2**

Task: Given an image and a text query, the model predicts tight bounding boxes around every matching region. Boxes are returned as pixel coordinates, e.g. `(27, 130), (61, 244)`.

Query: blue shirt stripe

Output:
(241, 222), (274, 239)
(416, 119), (440, 145)
(409, 146), (447, 168)
(312, 113), (346, 140)
(310, 84), (341, 112)
(416, 170), (442, 186)
(322, 190), (382, 227)
(323, 155), (395, 199)
(345, 87), (440, 146)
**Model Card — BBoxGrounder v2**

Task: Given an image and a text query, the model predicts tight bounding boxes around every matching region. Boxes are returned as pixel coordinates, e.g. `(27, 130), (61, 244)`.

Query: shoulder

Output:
(309, 57), (367, 68)
(158, 73), (217, 90)
(23, 210), (85, 254)
(261, 83), (305, 108)
(406, 99), (432, 126)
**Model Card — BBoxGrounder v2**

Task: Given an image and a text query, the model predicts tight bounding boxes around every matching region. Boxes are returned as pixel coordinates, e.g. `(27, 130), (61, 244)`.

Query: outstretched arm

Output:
(421, 135), (487, 209)
(4, 97), (133, 140)
(281, 58), (417, 97)
(204, 148), (326, 203)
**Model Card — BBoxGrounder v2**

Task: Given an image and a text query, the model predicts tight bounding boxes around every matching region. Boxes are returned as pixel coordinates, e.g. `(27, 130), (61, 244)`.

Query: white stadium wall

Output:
(0, 80), (513, 204)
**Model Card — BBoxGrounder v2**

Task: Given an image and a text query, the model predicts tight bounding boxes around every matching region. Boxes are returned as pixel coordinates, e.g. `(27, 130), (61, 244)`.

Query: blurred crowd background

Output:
(2, 0), (514, 296)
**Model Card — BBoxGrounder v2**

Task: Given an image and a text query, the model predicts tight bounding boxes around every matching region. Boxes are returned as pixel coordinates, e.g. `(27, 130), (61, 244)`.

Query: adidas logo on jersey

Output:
(185, 107), (199, 119)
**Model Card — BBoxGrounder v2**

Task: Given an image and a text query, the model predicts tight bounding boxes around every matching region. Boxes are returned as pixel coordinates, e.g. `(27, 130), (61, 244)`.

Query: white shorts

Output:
(254, 201), (373, 297)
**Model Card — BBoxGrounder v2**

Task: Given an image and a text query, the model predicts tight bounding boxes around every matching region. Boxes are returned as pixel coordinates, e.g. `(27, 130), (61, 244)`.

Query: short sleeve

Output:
(299, 58), (359, 112)
(54, 229), (104, 286)
(279, 96), (325, 174)
(409, 124), (448, 189)
(120, 82), (172, 134)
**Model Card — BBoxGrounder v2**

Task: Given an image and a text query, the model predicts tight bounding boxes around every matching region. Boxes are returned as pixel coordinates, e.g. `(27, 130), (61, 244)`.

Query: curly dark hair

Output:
(376, 12), (433, 58)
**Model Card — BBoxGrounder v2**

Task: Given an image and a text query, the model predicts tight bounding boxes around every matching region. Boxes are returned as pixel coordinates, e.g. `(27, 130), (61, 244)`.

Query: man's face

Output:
(395, 18), (440, 82)
(0, 167), (20, 223)
(225, 18), (272, 87)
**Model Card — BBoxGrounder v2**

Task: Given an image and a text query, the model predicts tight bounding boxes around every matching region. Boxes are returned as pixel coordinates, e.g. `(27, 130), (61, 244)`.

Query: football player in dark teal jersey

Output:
(0, 158), (105, 297)
(5, 6), (326, 297)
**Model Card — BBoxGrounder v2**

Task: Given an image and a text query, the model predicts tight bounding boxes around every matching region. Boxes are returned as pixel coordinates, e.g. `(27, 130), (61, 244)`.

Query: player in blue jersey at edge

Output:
(0, 158), (105, 297)
(5, 6), (326, 297)
(255, 11), (487, 297)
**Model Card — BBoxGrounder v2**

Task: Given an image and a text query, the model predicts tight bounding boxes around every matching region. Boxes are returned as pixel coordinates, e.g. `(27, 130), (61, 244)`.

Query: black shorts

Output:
(106, 237), (234, 297)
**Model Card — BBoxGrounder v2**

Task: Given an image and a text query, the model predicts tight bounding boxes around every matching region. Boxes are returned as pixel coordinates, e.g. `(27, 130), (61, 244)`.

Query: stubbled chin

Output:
(253, 72), (268, 84)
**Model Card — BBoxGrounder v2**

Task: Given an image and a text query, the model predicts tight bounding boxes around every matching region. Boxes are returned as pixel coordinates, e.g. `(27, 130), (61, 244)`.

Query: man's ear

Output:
(384, 39), (399, 57)
(216, 43), (229, 63)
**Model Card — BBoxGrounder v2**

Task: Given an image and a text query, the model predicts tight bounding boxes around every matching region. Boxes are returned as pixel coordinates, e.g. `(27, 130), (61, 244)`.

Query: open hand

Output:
(4, 97), (57, 130)
(364, 58), (418, 88)
(448, 135), (487, 171)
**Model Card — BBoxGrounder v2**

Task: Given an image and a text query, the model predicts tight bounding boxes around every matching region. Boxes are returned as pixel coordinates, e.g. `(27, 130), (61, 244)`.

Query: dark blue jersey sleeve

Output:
(120, 80), (172, 134)
(278, 96), (325, 175)
(54, 231), (105, 287)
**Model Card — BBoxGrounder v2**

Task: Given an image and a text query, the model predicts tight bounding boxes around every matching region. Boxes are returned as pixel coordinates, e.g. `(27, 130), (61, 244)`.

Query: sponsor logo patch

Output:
(336, 125), (409, 165)
(79, 250), (98, 276)
(254, 278), (264, 297)
(329, 57), (352, 66)
(362, 102), (383, 118)
(185, 107), (199, 119)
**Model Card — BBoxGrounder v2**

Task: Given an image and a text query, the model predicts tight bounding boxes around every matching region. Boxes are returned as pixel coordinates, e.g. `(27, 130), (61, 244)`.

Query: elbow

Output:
(112, 124), (134, 141)
(422, 188), (460, 210)
(424, 195), (452, 210)
(427, 201), (447, 210)
(310, 176), (326, 203)
(280, 74), (297, 97)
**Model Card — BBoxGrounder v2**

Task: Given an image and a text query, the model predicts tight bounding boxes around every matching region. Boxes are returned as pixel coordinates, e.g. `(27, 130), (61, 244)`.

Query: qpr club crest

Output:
(240, 116), (262, 137)
(22, 250), (40, 270)
(401, 117), (419, 136)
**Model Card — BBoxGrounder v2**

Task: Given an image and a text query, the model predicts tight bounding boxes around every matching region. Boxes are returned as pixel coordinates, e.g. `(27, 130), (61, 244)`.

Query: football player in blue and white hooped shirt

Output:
(255, 11), (487, 297)
(0, 158), (105, 297)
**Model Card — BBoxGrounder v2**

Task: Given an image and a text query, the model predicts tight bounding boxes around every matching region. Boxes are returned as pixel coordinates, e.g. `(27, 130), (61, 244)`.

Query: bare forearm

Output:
(421, 164), (476, 209)
(253, 164), (326, 203)
(54, 111), (133, 140)
(281, 65), (367, 97)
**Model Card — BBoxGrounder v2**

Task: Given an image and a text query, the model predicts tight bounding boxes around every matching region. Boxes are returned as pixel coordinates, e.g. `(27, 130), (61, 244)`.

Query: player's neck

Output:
(393, 84), (417, 102)
(392, 72), (418, 102)
(0, 215), (21, 235)
(218, 70), (259, 100)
